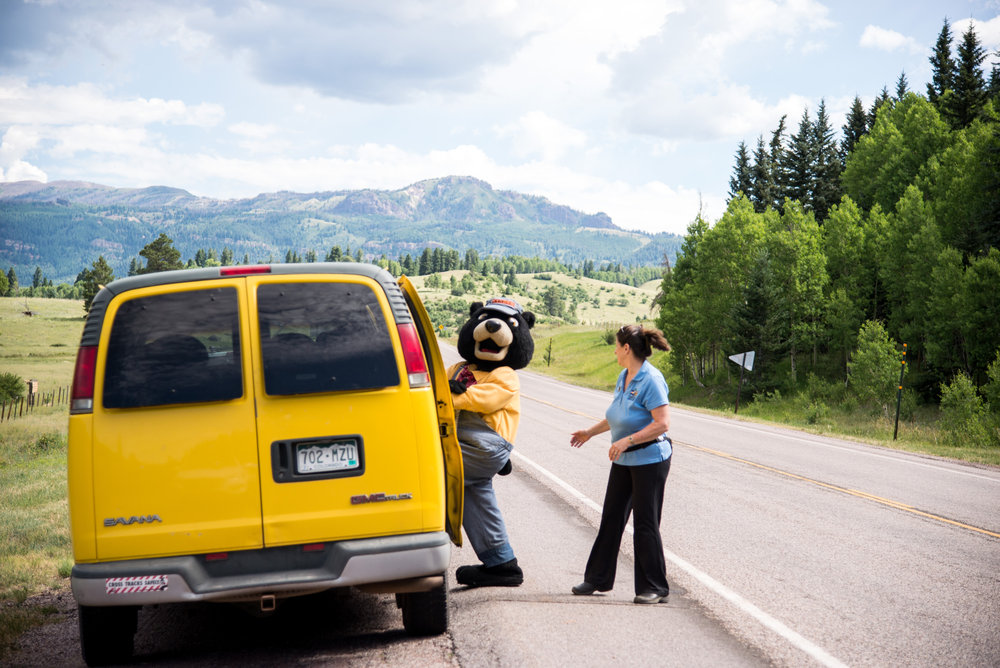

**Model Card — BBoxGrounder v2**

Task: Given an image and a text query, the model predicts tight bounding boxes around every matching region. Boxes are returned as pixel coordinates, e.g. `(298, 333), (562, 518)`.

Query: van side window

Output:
(257, 283), (399, 395)
(103, 288), (243, 408)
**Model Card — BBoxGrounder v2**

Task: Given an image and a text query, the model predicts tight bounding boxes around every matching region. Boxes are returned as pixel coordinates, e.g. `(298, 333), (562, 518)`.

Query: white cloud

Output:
(609, 0), (836, 142)
(0, 126), (46, 183)
(502, 166), (719, 235)
(0, 160), (47, 183)
(859, 25), (923, 54)
(48, 125), (154, 159)
(0, 77), (224, 127)
(493, 111), (587, 161)
(622, 82), (812, 142)
(954, 15), (1000, 52)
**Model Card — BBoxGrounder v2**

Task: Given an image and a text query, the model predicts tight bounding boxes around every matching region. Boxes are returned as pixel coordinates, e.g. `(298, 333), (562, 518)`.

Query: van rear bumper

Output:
(71, 531), (451, 606)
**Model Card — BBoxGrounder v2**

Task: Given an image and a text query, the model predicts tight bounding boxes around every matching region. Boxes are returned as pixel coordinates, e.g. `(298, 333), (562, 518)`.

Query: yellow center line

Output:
(523, 394), (1000, 540)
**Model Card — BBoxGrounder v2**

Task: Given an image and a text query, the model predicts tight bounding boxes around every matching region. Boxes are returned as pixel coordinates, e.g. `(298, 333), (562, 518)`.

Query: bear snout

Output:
(485, 320), (501, 333)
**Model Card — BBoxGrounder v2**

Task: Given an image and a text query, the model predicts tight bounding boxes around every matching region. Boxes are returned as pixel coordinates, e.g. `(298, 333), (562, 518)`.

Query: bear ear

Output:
(469, 302), (484, 318)
(522, 311), (536, 329)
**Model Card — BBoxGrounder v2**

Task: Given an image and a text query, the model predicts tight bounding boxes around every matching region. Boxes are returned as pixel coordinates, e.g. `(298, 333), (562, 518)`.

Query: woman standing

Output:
(569, 324), (673, 604)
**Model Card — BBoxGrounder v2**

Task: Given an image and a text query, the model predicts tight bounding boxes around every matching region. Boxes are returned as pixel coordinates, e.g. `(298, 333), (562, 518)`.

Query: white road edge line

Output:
(511, 449), (850, 668)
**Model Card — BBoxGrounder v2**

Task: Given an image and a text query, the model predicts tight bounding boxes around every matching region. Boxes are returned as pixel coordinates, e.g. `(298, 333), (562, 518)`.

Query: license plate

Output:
(296, 440), (359, 474)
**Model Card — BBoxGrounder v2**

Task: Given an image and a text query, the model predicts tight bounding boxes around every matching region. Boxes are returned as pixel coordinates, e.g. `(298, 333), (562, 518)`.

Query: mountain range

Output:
(0, 175), (681, 283)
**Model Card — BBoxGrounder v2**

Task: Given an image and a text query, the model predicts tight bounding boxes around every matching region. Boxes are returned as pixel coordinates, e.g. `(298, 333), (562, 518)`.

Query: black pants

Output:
(583, 457), (671, 596)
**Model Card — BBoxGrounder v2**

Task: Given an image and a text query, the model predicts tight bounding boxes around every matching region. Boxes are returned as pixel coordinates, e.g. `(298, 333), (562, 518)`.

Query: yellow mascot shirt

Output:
(447, 362), (521, 445)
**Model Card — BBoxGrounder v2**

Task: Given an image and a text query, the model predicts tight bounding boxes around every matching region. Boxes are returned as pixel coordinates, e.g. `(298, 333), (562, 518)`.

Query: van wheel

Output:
(78, 604), (139, 666)
(397, 576), (448, 636)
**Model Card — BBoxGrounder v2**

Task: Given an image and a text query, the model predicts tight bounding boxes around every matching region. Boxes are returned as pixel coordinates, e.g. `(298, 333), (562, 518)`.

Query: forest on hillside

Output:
(657, 19), (1000, 444)
(0, 176), (683, 284)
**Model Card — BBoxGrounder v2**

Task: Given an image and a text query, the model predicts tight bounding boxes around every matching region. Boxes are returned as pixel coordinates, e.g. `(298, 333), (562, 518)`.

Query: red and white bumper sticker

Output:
(105, 575), (168, 595)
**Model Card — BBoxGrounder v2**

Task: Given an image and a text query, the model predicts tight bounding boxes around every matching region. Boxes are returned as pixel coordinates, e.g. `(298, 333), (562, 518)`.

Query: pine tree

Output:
(418, 248), (432, 275)
(138, 233), (183, 273)
(989, 49), (1000, 99)
(841, 96), (868, 160)
(927, 18), (955, 109)
(728, 141), (753, 202)
(868, 86), (891, 128)
(6, 267), (17, 295)
(749, 135), (775, 213)
(81, 256), (115, 312)
(781, 108), (815, 209)
(947, 22), (988, 128)
(769, 115), (788, 209)
(895, 71), (909, 100)
(812, 100), (842, 222)
(32, 266), (43, 289)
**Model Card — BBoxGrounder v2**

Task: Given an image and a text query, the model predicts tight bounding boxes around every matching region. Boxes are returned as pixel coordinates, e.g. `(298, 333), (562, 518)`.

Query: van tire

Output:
(397, 575), (448, 636)
(78, 604), (139, 666)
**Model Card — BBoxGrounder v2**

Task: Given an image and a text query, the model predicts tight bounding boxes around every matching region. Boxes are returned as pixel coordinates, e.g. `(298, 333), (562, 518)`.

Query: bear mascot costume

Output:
(448, 297), (535, 587)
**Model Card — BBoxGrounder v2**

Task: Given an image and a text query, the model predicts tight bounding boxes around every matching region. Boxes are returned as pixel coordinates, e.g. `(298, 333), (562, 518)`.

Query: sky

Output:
(1, 1), (999, 237)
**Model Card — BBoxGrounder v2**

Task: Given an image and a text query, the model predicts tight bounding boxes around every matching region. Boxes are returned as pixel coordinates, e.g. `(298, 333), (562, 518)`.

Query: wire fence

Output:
(0, 386), (70, 422)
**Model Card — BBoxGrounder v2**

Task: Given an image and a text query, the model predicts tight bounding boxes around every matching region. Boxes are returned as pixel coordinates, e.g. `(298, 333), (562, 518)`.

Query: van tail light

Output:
(71, 346), (98, 414)
(397, 323), (430, 387)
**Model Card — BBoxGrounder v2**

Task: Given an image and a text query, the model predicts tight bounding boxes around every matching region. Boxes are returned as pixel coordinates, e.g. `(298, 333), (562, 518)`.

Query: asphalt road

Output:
(498, 352), (1000, 667)
(10, 345), (999, 667)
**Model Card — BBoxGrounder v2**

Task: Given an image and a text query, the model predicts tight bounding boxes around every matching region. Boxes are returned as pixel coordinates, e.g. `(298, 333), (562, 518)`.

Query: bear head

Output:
(456, 297), (535, 371)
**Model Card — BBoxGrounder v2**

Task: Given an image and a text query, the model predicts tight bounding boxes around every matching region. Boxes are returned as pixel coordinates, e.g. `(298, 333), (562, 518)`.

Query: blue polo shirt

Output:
(606, 360), (671, 466)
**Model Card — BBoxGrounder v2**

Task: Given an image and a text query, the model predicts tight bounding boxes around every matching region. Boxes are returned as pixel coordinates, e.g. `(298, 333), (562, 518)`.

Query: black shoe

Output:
(633, 591), (668, 604)
(572, 581), (599, 595)
(498, 459), (512, 476)
(456, 558), (523, 587)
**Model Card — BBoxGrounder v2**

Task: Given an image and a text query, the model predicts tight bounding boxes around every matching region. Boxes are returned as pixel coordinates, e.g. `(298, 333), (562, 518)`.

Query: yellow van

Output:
(67, 263), (462, 666)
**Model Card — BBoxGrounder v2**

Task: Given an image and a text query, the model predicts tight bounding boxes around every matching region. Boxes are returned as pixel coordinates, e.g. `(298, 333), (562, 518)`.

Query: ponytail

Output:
(616, 324), (671, 359)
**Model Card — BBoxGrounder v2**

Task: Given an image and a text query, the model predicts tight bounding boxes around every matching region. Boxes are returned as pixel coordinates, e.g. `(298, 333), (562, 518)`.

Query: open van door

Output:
(398, 276), (463, 546)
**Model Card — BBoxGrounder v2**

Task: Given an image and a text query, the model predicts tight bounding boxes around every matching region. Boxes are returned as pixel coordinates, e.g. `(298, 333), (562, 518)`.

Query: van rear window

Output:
(257, 283), (399, 395)
(103, 288), (243, 408)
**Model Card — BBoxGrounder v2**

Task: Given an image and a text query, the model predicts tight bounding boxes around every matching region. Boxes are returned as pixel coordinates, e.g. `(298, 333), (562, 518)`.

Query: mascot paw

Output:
(498, 459), (512, 476)
(449, 379), (468, 394)
(456, 559), (523, 587)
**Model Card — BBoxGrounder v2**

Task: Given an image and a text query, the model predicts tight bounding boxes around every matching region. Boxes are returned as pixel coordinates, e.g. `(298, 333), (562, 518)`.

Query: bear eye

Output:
(508, 318), (519, 328)
(478, 313), (489, 321)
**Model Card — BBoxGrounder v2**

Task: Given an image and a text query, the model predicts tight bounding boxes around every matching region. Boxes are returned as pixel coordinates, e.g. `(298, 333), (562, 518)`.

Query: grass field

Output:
(0, 297), (83, 656)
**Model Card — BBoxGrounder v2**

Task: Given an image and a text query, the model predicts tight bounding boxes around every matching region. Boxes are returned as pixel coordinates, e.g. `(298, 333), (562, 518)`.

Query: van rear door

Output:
(90, 282), (262, 560)
(251, 274), (440, 547)
(397, 276), (463, 546)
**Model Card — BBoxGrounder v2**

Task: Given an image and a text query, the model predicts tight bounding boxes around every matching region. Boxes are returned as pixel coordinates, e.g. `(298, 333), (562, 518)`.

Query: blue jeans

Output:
(458, 416), (515, 567)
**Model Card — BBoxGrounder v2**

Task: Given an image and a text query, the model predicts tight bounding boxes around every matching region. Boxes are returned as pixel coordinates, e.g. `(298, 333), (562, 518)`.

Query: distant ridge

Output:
(0, 176), (681, 283)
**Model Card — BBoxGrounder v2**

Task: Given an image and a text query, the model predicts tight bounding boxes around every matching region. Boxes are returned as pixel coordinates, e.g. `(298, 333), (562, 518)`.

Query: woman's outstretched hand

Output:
(570, 430), (590, 448)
